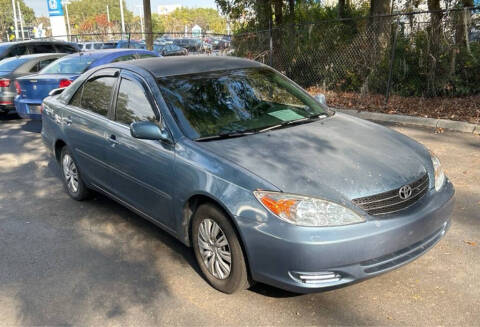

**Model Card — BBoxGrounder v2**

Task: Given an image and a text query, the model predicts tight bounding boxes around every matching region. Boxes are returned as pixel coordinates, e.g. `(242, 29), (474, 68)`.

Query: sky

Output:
(24, 0), (218, 17)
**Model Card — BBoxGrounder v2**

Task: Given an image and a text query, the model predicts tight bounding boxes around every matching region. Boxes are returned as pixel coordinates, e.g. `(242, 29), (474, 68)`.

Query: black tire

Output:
(60, 146), (90, 201)
(192, 203), (251, 294)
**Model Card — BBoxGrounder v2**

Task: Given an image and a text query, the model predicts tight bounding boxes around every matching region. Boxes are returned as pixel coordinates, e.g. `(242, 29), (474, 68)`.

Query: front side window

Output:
(40, 55), (95, 74)
(80, 76), (116, 116)
(55, 44), (77, 53)
(157, 68), (328, 139)
(115, 78), (156, 125)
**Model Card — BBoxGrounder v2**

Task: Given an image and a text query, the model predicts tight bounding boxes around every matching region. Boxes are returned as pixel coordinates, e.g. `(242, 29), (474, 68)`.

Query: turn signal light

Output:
(260, 195), (297, 217)
(59, 79), (72, 88)
(0, 78), (10, 87)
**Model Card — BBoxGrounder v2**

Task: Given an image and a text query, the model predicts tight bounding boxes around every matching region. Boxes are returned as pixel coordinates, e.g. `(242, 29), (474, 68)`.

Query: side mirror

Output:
(314, 94), (327, 106)
(48, 88), (66, 97)
(130, 121), (172, 143)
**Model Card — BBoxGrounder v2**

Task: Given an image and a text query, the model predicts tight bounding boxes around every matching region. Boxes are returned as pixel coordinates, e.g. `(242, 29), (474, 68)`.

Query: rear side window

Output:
(80, 76), (116, 116)
(9, 45), (28, 56)
(137, 54), (156, 59)
(115, 78), (156, 124)
(30, 58), (58, 72)
(32, 43), (56, 53)
(112, 55), (136, 63)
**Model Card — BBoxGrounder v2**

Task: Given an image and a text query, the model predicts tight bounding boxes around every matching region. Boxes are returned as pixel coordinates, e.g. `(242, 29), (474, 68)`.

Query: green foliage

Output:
(0, 0), (35, 41)
(368, 29), (480, 97)
(154, 8), (227, 34)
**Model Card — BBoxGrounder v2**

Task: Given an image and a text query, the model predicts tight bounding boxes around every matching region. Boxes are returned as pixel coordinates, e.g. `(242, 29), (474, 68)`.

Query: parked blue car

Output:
(15, 49), (158, 119)
(41, 57), (454, 294)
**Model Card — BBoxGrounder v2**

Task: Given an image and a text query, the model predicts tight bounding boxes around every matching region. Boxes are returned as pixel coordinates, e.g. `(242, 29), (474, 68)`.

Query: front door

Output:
(102, 71), (176, 230)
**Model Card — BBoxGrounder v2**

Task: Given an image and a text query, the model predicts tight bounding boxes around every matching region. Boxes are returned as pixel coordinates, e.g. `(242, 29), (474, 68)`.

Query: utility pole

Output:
(63, 1), (71, 40)
(136, 5), (144, 39)
(106, 4), (112, 37)
(17, 1), (24, 40)
(11, 0), (18, 40)
(143, 0), (152, 50)
(119, 0), (126, 35)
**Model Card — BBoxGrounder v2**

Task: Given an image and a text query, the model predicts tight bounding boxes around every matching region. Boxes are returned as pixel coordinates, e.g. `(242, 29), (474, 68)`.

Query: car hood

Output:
(196, 113), (431, 202)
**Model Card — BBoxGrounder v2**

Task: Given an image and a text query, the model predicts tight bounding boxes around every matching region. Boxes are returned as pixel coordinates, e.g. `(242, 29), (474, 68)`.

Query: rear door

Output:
(62, 69), (119, 188)
(102, 70), (176, 230)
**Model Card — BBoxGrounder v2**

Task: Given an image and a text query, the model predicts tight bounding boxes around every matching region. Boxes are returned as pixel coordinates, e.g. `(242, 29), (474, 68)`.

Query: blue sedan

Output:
(14, 49), (158, 119)
(41, 57), (454, 294)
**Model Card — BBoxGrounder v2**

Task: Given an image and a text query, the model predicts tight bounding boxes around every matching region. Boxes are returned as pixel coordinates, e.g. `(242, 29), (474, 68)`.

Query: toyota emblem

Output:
(398, 185), (413, 200)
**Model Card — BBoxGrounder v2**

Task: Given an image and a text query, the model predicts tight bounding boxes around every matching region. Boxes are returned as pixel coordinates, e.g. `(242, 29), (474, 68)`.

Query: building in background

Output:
(157, 4), (181, 15)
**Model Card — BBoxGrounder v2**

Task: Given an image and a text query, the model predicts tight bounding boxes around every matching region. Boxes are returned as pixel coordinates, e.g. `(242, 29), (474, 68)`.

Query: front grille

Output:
(352, 173), (429, 215)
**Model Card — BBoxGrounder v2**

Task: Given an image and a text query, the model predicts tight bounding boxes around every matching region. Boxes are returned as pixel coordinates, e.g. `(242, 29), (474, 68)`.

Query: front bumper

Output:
(14, 97), (42, 120)
(237, 181), (455, 293)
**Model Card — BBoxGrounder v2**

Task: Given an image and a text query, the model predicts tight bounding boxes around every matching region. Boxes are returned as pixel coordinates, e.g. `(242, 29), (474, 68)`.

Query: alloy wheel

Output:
(62, 154), (79, 193)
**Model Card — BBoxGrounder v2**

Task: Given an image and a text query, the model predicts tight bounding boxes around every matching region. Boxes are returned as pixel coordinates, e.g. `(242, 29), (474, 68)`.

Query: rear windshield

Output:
(40, 55), (95, 74)
(0, 57), (29, 72)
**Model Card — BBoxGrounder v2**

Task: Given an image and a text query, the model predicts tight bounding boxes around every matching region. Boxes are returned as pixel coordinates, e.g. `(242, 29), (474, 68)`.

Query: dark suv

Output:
(0, 41), (79, 61)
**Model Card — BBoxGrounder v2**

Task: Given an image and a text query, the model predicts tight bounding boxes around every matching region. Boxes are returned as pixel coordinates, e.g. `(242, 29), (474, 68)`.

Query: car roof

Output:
(0, 40), (76, 46)
(126, 56), (265, 78)
(63, 48), (155, 60)
(8, 53), (64, 60)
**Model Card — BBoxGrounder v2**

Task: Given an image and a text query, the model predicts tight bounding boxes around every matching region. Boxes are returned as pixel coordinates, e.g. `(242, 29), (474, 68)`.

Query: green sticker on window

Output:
(268, 109), (305, 121)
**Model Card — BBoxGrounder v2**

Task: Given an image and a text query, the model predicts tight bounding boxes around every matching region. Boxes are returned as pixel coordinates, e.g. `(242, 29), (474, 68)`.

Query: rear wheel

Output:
(192, 203), (250, 294)
(60, 146), (90, 201)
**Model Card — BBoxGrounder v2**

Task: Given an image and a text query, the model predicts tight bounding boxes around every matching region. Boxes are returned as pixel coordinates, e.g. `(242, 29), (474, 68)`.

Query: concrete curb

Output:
(335, 109), (480, 135)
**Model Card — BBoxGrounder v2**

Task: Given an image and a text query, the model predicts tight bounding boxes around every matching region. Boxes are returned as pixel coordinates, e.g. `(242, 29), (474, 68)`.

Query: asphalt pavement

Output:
(0, 116), (479, 326)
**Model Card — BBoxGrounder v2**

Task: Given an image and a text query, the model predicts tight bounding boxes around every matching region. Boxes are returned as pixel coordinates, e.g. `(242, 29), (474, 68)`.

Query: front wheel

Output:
(192, 203), (251, 293)
(60, 146), (90, 201)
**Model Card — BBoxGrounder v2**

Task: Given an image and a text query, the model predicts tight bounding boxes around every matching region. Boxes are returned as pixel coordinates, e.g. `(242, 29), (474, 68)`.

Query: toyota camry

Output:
(41, 56), (455, 294)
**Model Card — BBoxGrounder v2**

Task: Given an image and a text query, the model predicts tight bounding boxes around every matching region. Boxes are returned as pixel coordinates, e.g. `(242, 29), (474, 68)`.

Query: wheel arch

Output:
(54, 139), (67, 162)
(182, 193), (252, 278)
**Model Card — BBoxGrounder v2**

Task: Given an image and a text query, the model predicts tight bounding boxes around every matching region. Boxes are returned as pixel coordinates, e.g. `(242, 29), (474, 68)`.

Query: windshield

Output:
(0, 57), (29, 72)
(40, 55), (95, 74)
(157, 68), (329, 139)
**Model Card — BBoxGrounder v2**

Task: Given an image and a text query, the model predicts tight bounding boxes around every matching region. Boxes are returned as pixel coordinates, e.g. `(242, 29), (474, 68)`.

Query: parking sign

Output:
(47, 0), (64, 17)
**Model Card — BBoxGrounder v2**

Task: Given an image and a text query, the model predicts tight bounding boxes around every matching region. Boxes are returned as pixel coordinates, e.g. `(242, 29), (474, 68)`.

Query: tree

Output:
(157, 7), (227, 34)
(68, 0), (134, 34)
(0, 0), (35, 41)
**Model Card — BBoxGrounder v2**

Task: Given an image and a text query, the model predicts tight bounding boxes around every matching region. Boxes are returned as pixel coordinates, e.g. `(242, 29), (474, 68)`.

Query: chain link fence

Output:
(232, 7), (480, 99)
(28, 7), (479, 100)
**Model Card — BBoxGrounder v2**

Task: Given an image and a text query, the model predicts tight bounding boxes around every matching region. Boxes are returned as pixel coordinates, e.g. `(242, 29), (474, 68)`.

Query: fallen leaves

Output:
(464, 240), (477, 246)
(308, 88), (480, 124)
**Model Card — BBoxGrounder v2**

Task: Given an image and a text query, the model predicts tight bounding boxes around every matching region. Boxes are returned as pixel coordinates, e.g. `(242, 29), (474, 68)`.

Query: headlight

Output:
(430, 151), (445, 191)
(254, 191), (365, 227)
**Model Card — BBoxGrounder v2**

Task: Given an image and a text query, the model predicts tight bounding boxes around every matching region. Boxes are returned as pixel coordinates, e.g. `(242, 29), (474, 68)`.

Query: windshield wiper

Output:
(195, 130), (256, 142)
(257, 113), (328, 133)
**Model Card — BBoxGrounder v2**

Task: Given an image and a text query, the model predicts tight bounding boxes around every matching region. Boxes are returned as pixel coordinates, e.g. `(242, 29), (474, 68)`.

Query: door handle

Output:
(63, 116), (72, 126)
(107, 134), (120, 145)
